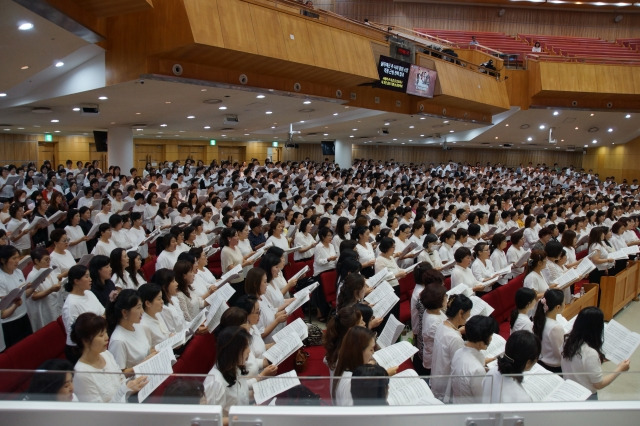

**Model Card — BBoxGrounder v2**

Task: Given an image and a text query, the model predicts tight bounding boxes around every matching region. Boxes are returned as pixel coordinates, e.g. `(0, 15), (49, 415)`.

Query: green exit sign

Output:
(44, 134), (53, 142)
(272, 141), (278, 147)
(209, 139), (216, 146)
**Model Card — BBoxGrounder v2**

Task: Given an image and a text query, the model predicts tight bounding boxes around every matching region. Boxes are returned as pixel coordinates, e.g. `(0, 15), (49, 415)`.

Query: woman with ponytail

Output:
(510, 287), (536, 333)
(106, 289), (155, 372)
(532, 288), (565, 373)
(482, 330), (541, 403)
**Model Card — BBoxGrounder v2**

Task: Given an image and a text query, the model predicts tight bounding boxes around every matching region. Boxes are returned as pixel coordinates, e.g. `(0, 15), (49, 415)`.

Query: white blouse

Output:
(431, 323), (465, 402)
(421, 311), (447, 369)
(539, 317), (564, 367)
(482, 366), (532, 403)
(450, 346), (486, 404)
(313, 243), (337, 275)
(25, 266), (61, 331)
(65, 225), (88, 259)
(74, 351), (130, 403)
(471, 258), (495, 282)
(451, 264), (483, 290)
(293, 232), (316, 261)
(561, 343), (603, 394)
(375, 255), (401, 287)
(108, 324), (152, 370)
(204, 366), (250, 416)
(139, 312), (171, 347)
(511, 313), (533, 334)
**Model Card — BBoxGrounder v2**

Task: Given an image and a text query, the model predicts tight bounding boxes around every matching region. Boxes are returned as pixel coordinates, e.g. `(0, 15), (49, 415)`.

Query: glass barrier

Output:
(2, 369), (639, 408)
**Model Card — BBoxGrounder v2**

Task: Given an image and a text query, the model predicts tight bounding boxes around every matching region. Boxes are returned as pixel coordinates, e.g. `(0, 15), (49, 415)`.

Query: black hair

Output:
(105, 289), (141, 335)
(109, 247), (127, 285)
(465, 315), (497, 345)
(354, 302), (373, 327)
(532, 288), (564, 341)
(138, 283), (162, 312)
(510, 287), (537, 329)
(24, 359), (74, 401)
(497, 330), (541, 383)
(151, 268), (176, 305)
(351, 364), (389, 406)
(454, 246), (472, 263)
(89, 254), (111, 286)
(445, 294), (473, 318)
(562, 306), (605, 363)
(234, 294), (259, 316)
(215, 326), (250, 387)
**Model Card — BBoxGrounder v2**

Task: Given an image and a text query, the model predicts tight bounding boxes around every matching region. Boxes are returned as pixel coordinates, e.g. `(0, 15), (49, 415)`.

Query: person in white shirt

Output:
(245, 267), (287, 343)
(94, 199), (113, 225)
(561, 307), (630, 398)
(106, 289), (155, 372)
(313, 227), (338, 276)
(482, 330), (541, 403)
(489, 233), (510, 284)
(293, 218), (317, 261)
(156, 233), (180, 271)
(420, 278), (448, 376)
(431, 293), (472, 402)
(451, 247), (487, 293)
(138, 283), (171, 347)
(506, 231), (527, 277)
(471, 242), (497, 285)
(265, 218), (290, 262)
(353, 225), (376, 278)
(532, 288), (565, 373)
(72, 312), (147, 403)
(523, 250), (552, 298)
(65, 209), (89, 259)
(25, 248), (63, 332)
(438, 231), (456, 264)
(152, 268), (187, 334)
(510, 287), (536, 334)
(374, 237), (408, 319)
(451, 315), (497, 404)
(91, 224), (118, 257)
(0, 245), (35, 348)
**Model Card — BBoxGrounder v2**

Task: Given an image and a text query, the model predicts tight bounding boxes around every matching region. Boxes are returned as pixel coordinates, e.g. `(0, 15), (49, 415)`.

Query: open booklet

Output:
(555, 313), (577, 334)
(285, 292), (310, 315)
(447, 284), (474, 298)
(154, 329), (186, 352)
(403, 262), (421, 275)
(284, 246), (303, 255)
(372, 341), (418, 369)
(479, 275), (501, 288)
(246, 247), (266, 264)
(205, 296), (228, 333)
(289, 265), (310, 283)
(293, 281), (319, 301)
(253, 370), (301, 405)
(494, 265), (512, 277)
(575, 257), (596, 277)
(552, 268), (581, 290)
(469, 295), (495, 317)
(367, 267), (393, 289)
(523, 363), (592, 402)
(399, 242), (418, 258)
(514, 251), (531, 268)
(608, 249), (630, 261)
(17, 255), (32, 271)
(272, 318), (308, 343)
(387, 369), (443, 406)
(377, 314), (404, 349)
(439, 259), (456, 271)
(133, 348), (176, 403)
(29, 267), (56, 291)
(0, 282), (31, 310)
(481, 333), (506, 358)
(263, 333), (303, 366)
(364, 281), (394, 306)
(77, 254), (94, 267)
(602, 319), (640, 364)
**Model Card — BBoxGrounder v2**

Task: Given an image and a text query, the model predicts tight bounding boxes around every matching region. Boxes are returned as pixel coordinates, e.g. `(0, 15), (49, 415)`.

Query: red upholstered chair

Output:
(141, 255), (157, 281)
(208, 246), (223, 278)
(284, 255), (314, 282)
(318, 269), (338, 309)
(398, 274), (416, 324)
(443, 276), (452, 290)
(22, 262), (34, 280)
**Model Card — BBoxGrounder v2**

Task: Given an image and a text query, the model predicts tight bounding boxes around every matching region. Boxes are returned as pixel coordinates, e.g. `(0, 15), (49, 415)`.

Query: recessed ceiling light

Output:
(18, 22), (34, 31)
(333, 113), (339, 116)
(303, 100), (311, 104)
(575, 127), (579, 130)
(443, 120), (449, 124)
(72, 107), (80, 111)
(625, 114), (631, 118)
(300, 120), (305, 123)
(539, 125), (546, 130)
(135, 112), (141, 115)
(256, 95), (265, 99)
(495, 136), (499, 139)
(409, 125), (415, 129)
(527, 137), (533, 141)
(0, 93), (6, 97)
(244, 133), (250, 136)
(51, 119), (59, 123)
(3, 129), (10, 131)
(608, 128), (613, 132)
(98, 96), (108, 100)
(592, 139), (597, 144)
(201, 89), (207, 92)
(384, 122), (389, 126)
(352, 128), (358, 131)
(54, 130), (60, 133)
(160, 124), (167, 127)
(349, 135), (354, 138)
(420, 134), (425, 137)
(55, 61), (64, 68)
(449, 130), (454, 133)
(408, 139), (413, 142)
(21, 65), (29, 70)
(219, 106), (227, 110)
(221, 134), (226, 137)
(393, 138), (397, 141)
(136, 128), (143, 131)
(420, 117), (426, 120)
(323, 133), (328, 136)
(204, 126), (210, 129)
(505, 124), (509, 127)
(165, 101), (172, 104)
(553, 111), (559, 116)
(187, 115), (195, 119)
(265, 111), (272, 115)
(401, 143), (405, 145)
(590, 113), (595, 116)
(271, 126), (276, 129)
(17, 127), (24, 130)
(584, 144), (588, 148)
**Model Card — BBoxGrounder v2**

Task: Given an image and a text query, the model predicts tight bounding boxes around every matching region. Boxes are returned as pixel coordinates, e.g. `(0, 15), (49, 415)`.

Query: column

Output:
(107, 126), (134, 172)
(334, 140), (352, 169)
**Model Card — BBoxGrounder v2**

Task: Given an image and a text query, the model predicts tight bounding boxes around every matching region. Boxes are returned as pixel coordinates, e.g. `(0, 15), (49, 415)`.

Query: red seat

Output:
(398, 274), (416, 324)
(318, 269), (337, 308)
(444, 276), (452, 290)
(208, 246), (222, 278)
(284, 255), (314, 282)
(141, 255), (157, 281)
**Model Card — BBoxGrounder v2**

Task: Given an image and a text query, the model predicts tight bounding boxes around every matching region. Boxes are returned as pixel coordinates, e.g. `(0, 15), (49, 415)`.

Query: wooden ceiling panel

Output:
(71, 0), (153, 17)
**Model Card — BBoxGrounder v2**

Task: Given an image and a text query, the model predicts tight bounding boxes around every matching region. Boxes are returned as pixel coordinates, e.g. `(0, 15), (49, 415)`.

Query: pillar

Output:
(107, 127), (134, 172)
(334, 140), (352, 169)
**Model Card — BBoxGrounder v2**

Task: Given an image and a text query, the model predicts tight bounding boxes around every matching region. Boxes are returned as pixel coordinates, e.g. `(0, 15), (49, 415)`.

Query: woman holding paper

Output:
(49, 229), (78, 279)
(232, 221), (256, 278)
(560, 230), (580, 268)
(490, 233), (510, 284)
(221, 227), (253, 299)
(544, 242), (575, 303)
(245, 267), (287, 343)
(106, 289), (155, 372)
(313, 227), (338, 276)
(482, 330), (541, 403)
(265, 218), (290, 262)
(154, 201), (172, 231)
(173, 259), (200, 322)
(418, 233), (445, 270)
(587, 227), (616, 284)
(260, 249), (296, 306)
(65, 209), (89, 260)
(506, 231), (527, 277)
(0, 245), (35, 348)
(451, 247), (488, 294)
(471, 243), (498, 285)
(25, 247), (62, 331)
(374, 237), (407, 311)
(523, 250), (553, 299)
(353, 226), (376, 278)
(72, 312), (148, 403)
(6, 203), (36, 255)
(91, 223), (118, 257)
(332, 217), (351, 257)
(420, 276), (448, 377)
(153, 268), (188, 334)
(451, 315), (497, 404)
(532, 288), (565, 373)
(110, 248), (134, 290)
(138, 283), (171, 347)
(235, 295), (277, 368)
(293, 218), (317, 262)
(561, 307), (630, 398)
(430, 293), (472, 402)
(510, 288), (536, 333)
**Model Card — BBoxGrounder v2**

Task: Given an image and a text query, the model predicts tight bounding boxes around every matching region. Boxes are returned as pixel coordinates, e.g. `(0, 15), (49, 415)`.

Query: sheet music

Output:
(187, 309), (207, 334)
(399, 242), (418, 258)
(246, 247), (265, 263)
(286, 226), (297, 239)
(219, 264), (243, 283)
(368, 268), (389, 289)
(495, 265), (512, 276)
(523, 364), (591, 402)
(377, 314), (404, 349)
(17, 255), (32, 270)
(263, 333), (303, 365)
(387, 369), (442, 406)
(77, 254), (94, 267)
(13, 221), (26, 234)
(47, 210), (66, 224)
(447, 284), (473, 298)
(371, 292), (399, 320)
(575, 258), (596, 276)
(293, 282), (319, 300)
(372, 341), (418, 369)
(514, 251), (531, 268)
(205, 296), (228, 333)
(602, 319), (640, 364)
(545, 379), (592, 402)
(403, 262), (420, 274)
(480, 275), (500, 288)
(290, 265), (310, 282)
(469, 295), (495, 317)
(285, 293), (310, 315)
(364, 281), (394, 305)
(31, 267), (54, 290)
(86, 223), (101, 239)
(481, 333), (506, 358)
(622, 245), (639, 256)
(554, 268), (579, 289)
(440, 259), (456, 271)
(608, 249), (629, 260)
(253, 370), (301, 405)
(205, 283), (236, 307)
(0, 287), (26, 310)
(556, 314), (577, 334)
(284, 245), (302, 254)
(133, 348), (174, 403)
(272, 318), (308, 343)
(155, 329), (186, 352)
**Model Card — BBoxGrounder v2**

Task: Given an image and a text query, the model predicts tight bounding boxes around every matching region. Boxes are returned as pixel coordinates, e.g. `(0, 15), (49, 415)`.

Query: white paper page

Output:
(515, 251), (532, 268)
(293, 282), (319, 300)
(253, 370), (301, 405)
(205, 283), (236, 307)
(263, 334), (303, 366)
(387, 369), (442, 406)
(247, 248), (265, 263)
(371, 292), (399, 320)
(133, 348), (174, 403)
(377, 314), (404, 349)
(17, 255), (31, 270)
(205, 297), (228, 333)
(495, 265), (512, 276)
(364, 281), (394, 305)
(575, 258), (596, 276)
(272, 318), (308, 343)
(607, 250), (629, 260)
(290, 265), (310, 282)
(554, 269), (579, 289)
(155, 329), (186, 352)
(481, 333), (506, 358)
(623, 245), (639, 255)
(31, 268), (54, 290)
(284, 246), (303, 254)
(545, 379), (592, 402)
(447, 284), (473, 298)
(440, 259), (456, 271)
(403, 262), (420, 274)
(368, 268), (390, 289)
(602, 319), (640, 364)
(480, 275), (500, 288)
(187, 308), (207, 334)
(372, 341), (418, 369)
(285, 293), (310, 315)
(522, 367), (565, 402)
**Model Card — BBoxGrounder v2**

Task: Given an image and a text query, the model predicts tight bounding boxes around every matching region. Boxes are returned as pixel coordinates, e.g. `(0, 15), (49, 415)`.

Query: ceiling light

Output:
(539, 125), (546, 130)
(584, 145), (588, 148)
(626, 114), (631, 118)
(244, 133), (250, 136)
(165, 101), (172, 104)
(352, 128), (358, 131)
(0, 93), (6, 97)
(449, 130), (454, 133)
(221, 134), (226, 137)
(135, 112), (141, 115)
(51, 119), (59, 123)
(204, 126), (210, 129)
(187, 115), (195, 119)
(495, 136), (499, 139)
(333, 113), (339, 116)
(592, 139), (598, 144)
(21, 65), (29, 70)
(18, 22), (34, 31)
(527, 137), (533, 141)
(505, 124), (509, 127)
(420, 117), (426, 120)
(300, 120), (305, 123)
(271, 126), (276, 129)
(349, 135), (354, 138)
(265, 111), (272, 115)
(409, 125), (415, 129)
(256, 95), (265, 99)
(553, 111), (559, 116)
(608, 128), (613, 132)
(575, 127), (579, 130)
(443, 120), (449, 124)
(72, 107), (80, 111)
(98, 96), (108, 100)
(393, 138), (397, 141)
(323, 133), (329, 136)
(160, 124), (167, 127)
(420, 134), (425, 137)
(303, 100), (311, 104)
(401, 142), (405, 145)
(590, 113), (595, 116)
(55, 61), (64, 68)
(219, 106), (227, 110)
(409, 139), (413, 142)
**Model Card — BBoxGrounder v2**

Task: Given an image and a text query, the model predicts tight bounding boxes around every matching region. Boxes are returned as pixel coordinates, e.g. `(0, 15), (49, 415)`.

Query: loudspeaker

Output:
(172, 64), (183, 76)
(93, 131), (108, 152)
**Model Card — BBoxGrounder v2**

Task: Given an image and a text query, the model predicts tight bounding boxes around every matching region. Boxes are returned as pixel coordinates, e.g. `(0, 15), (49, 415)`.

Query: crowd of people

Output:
(0, 156), (637, 413)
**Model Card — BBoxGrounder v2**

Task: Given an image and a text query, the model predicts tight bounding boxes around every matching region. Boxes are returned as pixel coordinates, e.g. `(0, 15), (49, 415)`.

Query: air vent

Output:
(32, 107), (52, 114)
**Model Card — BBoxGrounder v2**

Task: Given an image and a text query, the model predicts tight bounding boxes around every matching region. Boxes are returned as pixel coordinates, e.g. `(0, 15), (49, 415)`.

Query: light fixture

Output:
(98, 96), (108, 100)
(323, 133), (328, 136)
(204, 126), (210, 129)
(219, 106), (227, 110)
(553, 111), (559, 116)
(187, 115), (195, 119)
(590, 113), (595, 116)
(256, 95), (265, 99)
(51, 119), (59, 123)
(55, 61), (64, 68)
(265, 111), (272, 115)
(575, 127), (579, 130)
(539, 125), (546, 130)
(333, 113), (339, 116)
(18, 22), (33, 31)
(592, 139), (598, 144)
(608, 128), (613, 132)
(72, 107), (80, 111)
(449, 130), (454, 133)
(626, 114), (631, 118)
(584, 144), (588, 148)
(443, 120), (449, 124)
(409, 125), (415, 129)
(352, 128), (358, 131)
(21, 65), (29, 70)
(303, 100), (311, 104)
(0, 93), (6, 97)
(527, 137), (533, 141)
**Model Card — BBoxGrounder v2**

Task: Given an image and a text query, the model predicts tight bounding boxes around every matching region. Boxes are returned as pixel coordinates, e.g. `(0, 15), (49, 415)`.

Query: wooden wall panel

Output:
(184, 0), (225, 47)
(251, 6), (289, 60)
(278, 14), (315, 65)
(0, 134), (39, 165)
(504, 69), (529, 109)
(331, 1), (640, 40)
(583, 135), (640, 182)
(218, 0), (258, 54)
(538, 62), (640, 96)
(307, 24), (340, 71)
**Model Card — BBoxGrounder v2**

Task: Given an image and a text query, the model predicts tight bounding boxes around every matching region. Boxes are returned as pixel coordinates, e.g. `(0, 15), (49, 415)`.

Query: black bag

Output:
(294, 276), (318, 293)
(304, 322), (323, 346)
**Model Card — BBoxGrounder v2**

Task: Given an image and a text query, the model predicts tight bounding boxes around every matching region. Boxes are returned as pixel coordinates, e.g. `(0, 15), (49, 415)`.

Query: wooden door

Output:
(38, 142), (57, 167)
(135, 144), (165, 169)
(88, 143), (108, 171)
(178, 145), (205, 163)
(219, 146), (245, 163)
